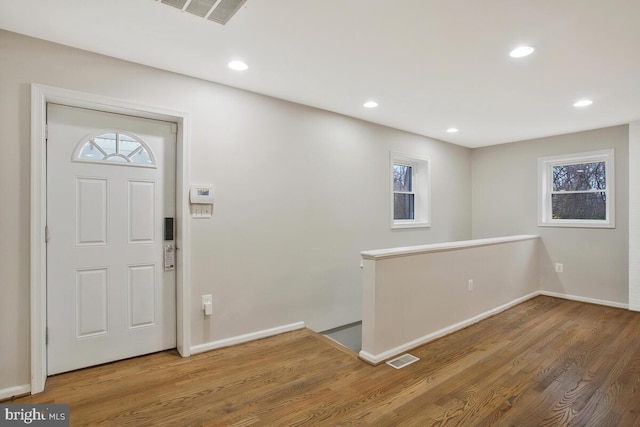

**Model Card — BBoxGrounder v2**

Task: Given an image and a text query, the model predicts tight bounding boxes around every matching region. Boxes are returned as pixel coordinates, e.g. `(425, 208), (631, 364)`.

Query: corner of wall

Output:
(629, 121), (640, 311)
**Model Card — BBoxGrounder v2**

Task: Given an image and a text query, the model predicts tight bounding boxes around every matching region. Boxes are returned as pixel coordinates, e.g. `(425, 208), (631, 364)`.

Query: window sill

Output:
(538, 220), (615, 229)
(391, 221), (431, 230)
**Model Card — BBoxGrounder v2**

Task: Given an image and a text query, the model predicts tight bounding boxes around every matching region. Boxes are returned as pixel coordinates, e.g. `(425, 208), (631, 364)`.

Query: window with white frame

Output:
(538, 149), (615, 228)
(391, 152), (430, 228)
(73, 131), (156, 168)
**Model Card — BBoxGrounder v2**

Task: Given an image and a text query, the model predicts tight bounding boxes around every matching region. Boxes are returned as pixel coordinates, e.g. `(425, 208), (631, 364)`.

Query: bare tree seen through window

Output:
(551, 161), (606, 220)
(393, 164), (414, 220)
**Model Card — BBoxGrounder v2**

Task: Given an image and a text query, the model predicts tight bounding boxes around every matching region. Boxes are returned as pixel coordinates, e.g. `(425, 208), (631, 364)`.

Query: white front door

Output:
(46, 104), (177, 375)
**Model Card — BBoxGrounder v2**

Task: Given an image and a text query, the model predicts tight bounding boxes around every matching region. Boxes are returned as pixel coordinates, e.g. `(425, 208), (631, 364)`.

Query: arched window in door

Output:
(73, 130), (156, 168)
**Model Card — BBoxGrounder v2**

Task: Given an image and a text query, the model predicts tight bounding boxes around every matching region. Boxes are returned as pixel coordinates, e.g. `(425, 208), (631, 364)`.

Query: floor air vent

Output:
(159, 0), (248, 25)
(386, 353), (420, 369)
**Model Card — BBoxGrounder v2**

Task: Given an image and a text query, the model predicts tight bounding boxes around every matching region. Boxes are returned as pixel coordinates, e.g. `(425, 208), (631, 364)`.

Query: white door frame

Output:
(30, 83), (191, 394)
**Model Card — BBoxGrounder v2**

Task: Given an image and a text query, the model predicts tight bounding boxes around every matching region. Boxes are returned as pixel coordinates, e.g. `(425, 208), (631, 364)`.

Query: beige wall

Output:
(630, 121), (640, 310)
(0, 30), (472, 391)
(472, 126), (629, 304)
(361, 236), (539, 362)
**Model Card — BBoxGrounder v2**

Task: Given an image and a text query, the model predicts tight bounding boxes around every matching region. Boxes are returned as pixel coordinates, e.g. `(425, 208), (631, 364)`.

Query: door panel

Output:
(76, 177), (109, 245)
(129, 264), (156, 328)
(129, 181), (156, 243)
(75, 268), (108, 337)
(47, 104), (176, 375)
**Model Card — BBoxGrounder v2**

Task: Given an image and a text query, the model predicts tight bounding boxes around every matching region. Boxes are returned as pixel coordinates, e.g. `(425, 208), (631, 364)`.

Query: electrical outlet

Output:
(202, 294), (212, 309)
(555, 263), (563, 273)
(202, 294), (213, 316)
(468, 279), (473, 292)
(202, 295), (212, 307)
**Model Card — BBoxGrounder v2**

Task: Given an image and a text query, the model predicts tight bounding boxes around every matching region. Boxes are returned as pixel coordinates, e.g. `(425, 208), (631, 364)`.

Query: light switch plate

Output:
(191, 204), (212, 218)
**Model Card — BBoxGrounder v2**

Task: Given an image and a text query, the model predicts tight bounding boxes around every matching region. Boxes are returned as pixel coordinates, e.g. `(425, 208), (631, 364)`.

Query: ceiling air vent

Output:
(159, 0), (248, 25)
(161, 0), (188, 9)
(186, 0), (217, 17)
(208, 0), (248, 24)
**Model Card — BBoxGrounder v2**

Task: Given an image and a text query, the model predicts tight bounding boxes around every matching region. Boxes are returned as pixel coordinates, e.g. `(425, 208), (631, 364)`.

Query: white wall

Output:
(472, 126), (629, 304)
(630, 121), (640, 310)
(0, 30), (471, 392)
(360, 236), (539, 363)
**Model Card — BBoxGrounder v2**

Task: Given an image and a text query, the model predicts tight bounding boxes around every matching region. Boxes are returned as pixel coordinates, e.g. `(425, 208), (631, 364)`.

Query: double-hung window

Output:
(538, 149), (615, 228)
(391, 152), (430, 229)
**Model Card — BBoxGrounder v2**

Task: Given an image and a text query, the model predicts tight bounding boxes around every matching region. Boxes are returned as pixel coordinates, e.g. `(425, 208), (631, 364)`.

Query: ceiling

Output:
(1, 0), (639, 148)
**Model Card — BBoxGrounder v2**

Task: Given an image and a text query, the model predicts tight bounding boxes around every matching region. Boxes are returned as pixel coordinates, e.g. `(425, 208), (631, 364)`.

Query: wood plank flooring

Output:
(11, 296), (640, 426)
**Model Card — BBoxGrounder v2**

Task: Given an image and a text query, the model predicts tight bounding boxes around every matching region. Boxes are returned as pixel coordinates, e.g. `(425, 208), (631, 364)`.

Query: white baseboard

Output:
(540, 291), (628, 309)
(359, 290), (630, 365)
(359, 292), (540, 365)
(0, 384), (30, 401)
(190, 321), (305, 355)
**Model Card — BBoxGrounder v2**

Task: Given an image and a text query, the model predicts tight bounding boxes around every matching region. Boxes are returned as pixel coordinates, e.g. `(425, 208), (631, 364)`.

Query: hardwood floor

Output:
(12, 296), (640, 426)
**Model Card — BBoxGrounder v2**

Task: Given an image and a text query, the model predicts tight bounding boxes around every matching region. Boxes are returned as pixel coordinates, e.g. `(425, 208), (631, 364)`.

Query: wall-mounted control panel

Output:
(190, 186), (215, 204)
(189, 185), (214, 218)
(164, 217), (174, 240)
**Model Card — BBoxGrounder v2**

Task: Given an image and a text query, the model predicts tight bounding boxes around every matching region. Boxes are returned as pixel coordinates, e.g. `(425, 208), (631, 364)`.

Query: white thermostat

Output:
(190, 185), (215, 218)
(190, 186), (215, 204)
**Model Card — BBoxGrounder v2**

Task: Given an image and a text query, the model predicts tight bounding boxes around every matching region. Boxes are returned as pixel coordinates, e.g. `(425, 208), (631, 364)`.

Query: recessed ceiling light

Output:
(228, 60), (248, 71)
(363, 101), (378, 108)
(509, 46), (535, 58)
(446, 128), (459, 133)
(573, 99), (593, 107)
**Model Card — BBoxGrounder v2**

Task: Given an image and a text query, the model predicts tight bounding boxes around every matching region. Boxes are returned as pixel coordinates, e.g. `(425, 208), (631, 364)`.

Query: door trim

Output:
(30, 83), (192, 394)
